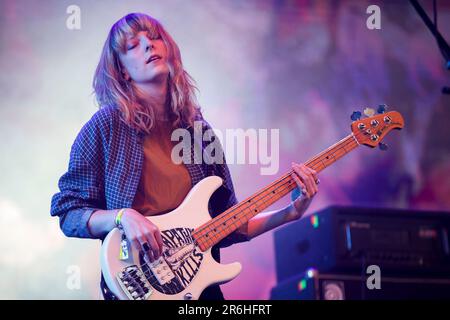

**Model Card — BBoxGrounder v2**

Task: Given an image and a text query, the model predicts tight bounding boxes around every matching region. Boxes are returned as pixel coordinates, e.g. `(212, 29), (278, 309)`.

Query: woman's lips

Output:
(146, 55), (162, 64)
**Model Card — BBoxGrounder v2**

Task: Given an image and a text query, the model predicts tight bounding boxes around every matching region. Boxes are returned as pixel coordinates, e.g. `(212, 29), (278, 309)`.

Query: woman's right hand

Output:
(119, 208), (164, 262)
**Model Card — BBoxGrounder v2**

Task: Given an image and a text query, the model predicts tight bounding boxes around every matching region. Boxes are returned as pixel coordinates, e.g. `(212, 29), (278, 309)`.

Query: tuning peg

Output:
(379, 142), (388, 151)
(351, 111), (362, 121)
(377, 104), (388, 114)
(363, 107), (375, 117)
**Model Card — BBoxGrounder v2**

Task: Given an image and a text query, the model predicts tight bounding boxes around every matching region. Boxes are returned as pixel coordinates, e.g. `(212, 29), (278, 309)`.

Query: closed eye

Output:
(127, 43), (138, 50)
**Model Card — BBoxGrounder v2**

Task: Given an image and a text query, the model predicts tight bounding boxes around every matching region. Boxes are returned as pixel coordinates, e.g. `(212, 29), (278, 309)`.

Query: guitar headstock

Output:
(350, 106), (404, 148)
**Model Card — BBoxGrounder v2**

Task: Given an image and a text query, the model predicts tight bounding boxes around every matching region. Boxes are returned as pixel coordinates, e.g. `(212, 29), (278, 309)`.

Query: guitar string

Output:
(125, 259), (176, 296)
(116, 119), (394, 297)
(123, 135), (356, 297)
(193, 135), (358, 247)
(124, 155), (343, 299)
(193, 133), (360, 246)
(120, 135), (354, 295)
(193, 120), (387, 242)
(127, 127), (365, 262)
(200, 176), (293, 242)
(124, 239), (203, 296)
(192, 134), (353, 241)
(123, 255), (198, 297)
(140, 253), (201, 296)
(195, 118), (397, 247)
(196, 174), (306, 248)
(194, 114), (384, 240)
(197, 178), (296, 247)
(193, 133), (358, 234)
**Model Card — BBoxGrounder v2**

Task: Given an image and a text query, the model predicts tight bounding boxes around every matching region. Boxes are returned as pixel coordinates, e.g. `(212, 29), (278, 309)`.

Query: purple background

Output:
(0, 0), (449, 299)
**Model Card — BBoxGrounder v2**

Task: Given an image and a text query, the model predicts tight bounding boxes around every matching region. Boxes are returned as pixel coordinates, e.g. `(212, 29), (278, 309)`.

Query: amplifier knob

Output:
(323, 282), (345, 300)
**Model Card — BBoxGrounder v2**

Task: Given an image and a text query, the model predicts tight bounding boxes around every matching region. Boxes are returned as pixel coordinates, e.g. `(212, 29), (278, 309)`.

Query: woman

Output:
(50, 12), (319, 300)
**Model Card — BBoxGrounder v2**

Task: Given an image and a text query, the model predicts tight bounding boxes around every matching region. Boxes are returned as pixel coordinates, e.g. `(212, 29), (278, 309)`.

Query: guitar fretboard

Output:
(192, 133), (360, 251)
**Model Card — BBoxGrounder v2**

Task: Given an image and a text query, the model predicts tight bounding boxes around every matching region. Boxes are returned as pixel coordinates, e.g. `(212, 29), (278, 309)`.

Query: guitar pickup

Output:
(146, 256), (177, 286)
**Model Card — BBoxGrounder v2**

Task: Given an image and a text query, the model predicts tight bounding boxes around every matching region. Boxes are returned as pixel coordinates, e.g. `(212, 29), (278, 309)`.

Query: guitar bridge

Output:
(116, 265), (153, 300)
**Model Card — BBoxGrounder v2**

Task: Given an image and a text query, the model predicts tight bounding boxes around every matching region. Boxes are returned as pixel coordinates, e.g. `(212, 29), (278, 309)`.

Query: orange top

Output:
(132, 120), (192, 216)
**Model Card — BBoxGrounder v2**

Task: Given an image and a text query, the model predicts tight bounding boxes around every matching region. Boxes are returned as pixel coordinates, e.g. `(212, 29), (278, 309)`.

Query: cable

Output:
(433, 0), (437, 28)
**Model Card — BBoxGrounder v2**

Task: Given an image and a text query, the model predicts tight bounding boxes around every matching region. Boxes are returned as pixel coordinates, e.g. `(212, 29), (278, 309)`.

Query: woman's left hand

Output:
(289, 162), (319, 220)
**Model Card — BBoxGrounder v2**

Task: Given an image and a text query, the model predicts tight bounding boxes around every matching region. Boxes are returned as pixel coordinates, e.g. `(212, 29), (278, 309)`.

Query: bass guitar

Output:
(101, 107), (404, 300)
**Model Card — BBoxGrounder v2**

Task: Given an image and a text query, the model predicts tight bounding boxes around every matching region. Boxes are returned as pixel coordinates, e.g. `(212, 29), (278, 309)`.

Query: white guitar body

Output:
(101, 176), (242, 300)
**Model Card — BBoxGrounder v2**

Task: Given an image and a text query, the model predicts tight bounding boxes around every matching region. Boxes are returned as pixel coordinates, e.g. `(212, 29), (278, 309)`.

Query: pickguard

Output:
(139, 227), (204, 295)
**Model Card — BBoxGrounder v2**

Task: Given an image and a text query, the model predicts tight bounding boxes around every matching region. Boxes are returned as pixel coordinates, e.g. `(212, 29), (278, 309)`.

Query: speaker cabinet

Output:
(270, 269), (450, 300)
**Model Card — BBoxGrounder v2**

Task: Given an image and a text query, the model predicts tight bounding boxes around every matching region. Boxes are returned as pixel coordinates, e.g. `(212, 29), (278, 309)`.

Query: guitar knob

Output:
(377, 104), (387, 114)
(379, 143), (388, 151)
(363, 108), (375, 117)
(351, 111), (362, 121)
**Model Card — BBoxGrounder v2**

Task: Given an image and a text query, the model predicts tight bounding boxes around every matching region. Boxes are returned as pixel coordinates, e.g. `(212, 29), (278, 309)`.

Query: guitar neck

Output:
(192, 133), (360, 251)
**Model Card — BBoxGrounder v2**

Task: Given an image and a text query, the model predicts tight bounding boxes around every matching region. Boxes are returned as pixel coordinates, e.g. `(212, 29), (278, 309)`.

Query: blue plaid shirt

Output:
(50, 106), (248, 249)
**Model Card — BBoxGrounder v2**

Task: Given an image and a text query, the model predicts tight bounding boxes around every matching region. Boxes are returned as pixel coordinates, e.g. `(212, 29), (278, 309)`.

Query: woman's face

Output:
(119, 30), (169, 84)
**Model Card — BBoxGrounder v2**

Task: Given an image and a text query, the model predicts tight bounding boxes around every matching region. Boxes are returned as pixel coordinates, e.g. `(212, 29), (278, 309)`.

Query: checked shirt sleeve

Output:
(50, 117), (107, 239)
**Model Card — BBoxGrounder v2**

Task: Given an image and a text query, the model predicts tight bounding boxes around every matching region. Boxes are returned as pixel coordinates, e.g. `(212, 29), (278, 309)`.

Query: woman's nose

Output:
(145, 41), (154, 52)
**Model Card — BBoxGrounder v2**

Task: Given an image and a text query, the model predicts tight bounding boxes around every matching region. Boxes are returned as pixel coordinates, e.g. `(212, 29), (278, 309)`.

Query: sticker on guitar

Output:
(117, 227), (204, 297)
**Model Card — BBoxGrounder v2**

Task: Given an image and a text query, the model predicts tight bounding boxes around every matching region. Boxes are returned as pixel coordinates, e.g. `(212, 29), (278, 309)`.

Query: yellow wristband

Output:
(115, 209), (126, 229)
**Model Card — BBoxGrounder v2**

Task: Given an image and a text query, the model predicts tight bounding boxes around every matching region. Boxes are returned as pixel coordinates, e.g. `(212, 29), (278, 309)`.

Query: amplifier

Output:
(270, 269), (450, 300)
(274, 206), (450, 282)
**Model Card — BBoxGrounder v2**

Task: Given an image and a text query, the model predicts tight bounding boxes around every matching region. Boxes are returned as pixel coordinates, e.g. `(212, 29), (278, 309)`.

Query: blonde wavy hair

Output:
(93, 13), (202, 133)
